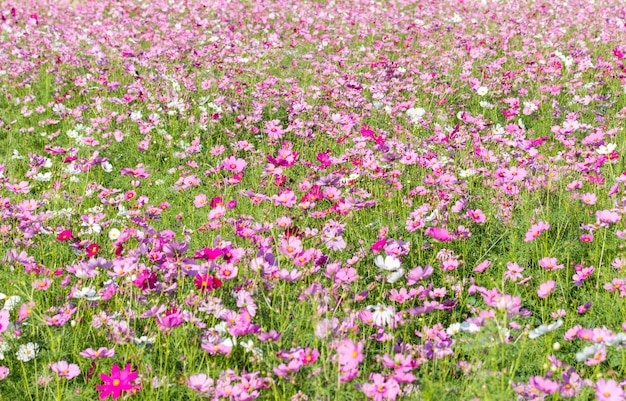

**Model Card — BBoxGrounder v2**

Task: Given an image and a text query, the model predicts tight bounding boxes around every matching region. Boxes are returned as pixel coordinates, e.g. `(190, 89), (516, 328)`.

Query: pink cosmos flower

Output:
(580, 234), (594, 243)
(0, 366), (8, 381)
(529, 376), (558, 394)
(187, 373), (213, 393)
(580, 193), (597, 205)
(596, 379), (624, 401)
(95, 363), (138, 399)
(564, 325), (582, 340)
(4, 181), (31, 194)
(585, 346), (606, 366)
(596, 210), (620, 224)
(467, 209), (486, 223)
(362, 373), (401, 401)
(156, 309), (184, 332)
(524, 221), (550, 242)
(194, 247), (223, 261)
(538, 257), (563, 271)
(406, 265), (433, 285)
(264, 119), (285, 140)
(79, 347), (116, 359)
(222, 156), (247, 173)
(32, 278), (53, 290)
(193, 194), (207, 208)
(537, 280), (557, 298)
(503, 262), (525, 282)
(50, 360), (80, 380)
(336, 339), (364, 370)
(207, 206), (225, 220)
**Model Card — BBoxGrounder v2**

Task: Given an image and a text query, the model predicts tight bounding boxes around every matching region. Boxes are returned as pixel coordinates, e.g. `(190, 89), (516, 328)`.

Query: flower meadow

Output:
(2, 0), (626, 399)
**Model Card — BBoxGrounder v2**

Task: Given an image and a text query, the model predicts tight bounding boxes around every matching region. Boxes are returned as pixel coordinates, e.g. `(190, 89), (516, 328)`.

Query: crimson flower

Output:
(194, 274), (222, 293)
(86, 243), (100, 257)
(95, 363), (138, 399)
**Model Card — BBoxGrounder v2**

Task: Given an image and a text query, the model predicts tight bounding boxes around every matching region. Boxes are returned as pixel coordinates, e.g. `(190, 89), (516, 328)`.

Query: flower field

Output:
(2, 0), (626, 399)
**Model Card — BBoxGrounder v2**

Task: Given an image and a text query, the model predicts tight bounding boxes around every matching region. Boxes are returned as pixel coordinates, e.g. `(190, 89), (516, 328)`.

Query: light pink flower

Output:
(596, 210), (620, 224)
(50, 361), (80, 380)
(539, 257), (563, 271)
(524, 221), (549, 242)
(362, 373), (401, 401)
(580, 193), (597, 205)
(596, 379), (624, 401)
(79, 347), (115, 359)
(0, 366), (8, 381)
(537, 280), (557, 298)
(193, 194), (207, 208)
(336, 339), (364, 370)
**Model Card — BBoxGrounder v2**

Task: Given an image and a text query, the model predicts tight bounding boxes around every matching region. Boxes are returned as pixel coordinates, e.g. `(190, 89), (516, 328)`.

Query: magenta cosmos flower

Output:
(0, 310), (9, 333)
(424, 227), (453, 242)
(95, 363), (138, 399)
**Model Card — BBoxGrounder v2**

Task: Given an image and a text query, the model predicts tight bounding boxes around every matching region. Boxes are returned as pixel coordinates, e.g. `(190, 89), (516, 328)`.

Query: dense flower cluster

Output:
(0, 0), (626, 399)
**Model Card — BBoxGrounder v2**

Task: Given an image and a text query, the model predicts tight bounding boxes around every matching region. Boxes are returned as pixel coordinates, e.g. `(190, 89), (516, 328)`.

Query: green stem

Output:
(20, 361), (34, 401)
(596, 229), (608, 301)
(56, 376), (62, 401)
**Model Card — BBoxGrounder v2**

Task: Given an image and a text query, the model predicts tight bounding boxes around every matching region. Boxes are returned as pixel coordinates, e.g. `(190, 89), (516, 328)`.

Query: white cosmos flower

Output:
(476, 86), (488, 96)
(425, 209), (439, 222)
(241, 340), (263, 359)
(575, 343), (604, 362)
(240, 340), (255, 352)
(374, 255), (401, 271)
(81, 216), (101, 234)
(213, 321), (228, 334)
(108, 228), (121, 241)
(528, 319), (563, 339)
(605, 332), (626, 346)
(446, 323), (461, 335)
(406, 107), (426, 120)
(3, 296), (21, 311)
(386, 268), (405, 283)
(33, 172), (52, 181)
(459, 168), (477, 178)
(0, 341), (9, 360)
(367, 303), (395, 327)
(597, 143), (617, 155)
(460, 321), (480, 333)
(73, 286), (100, 301)
(132, 336), (156, 345)
(16, 342), (39, 362)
